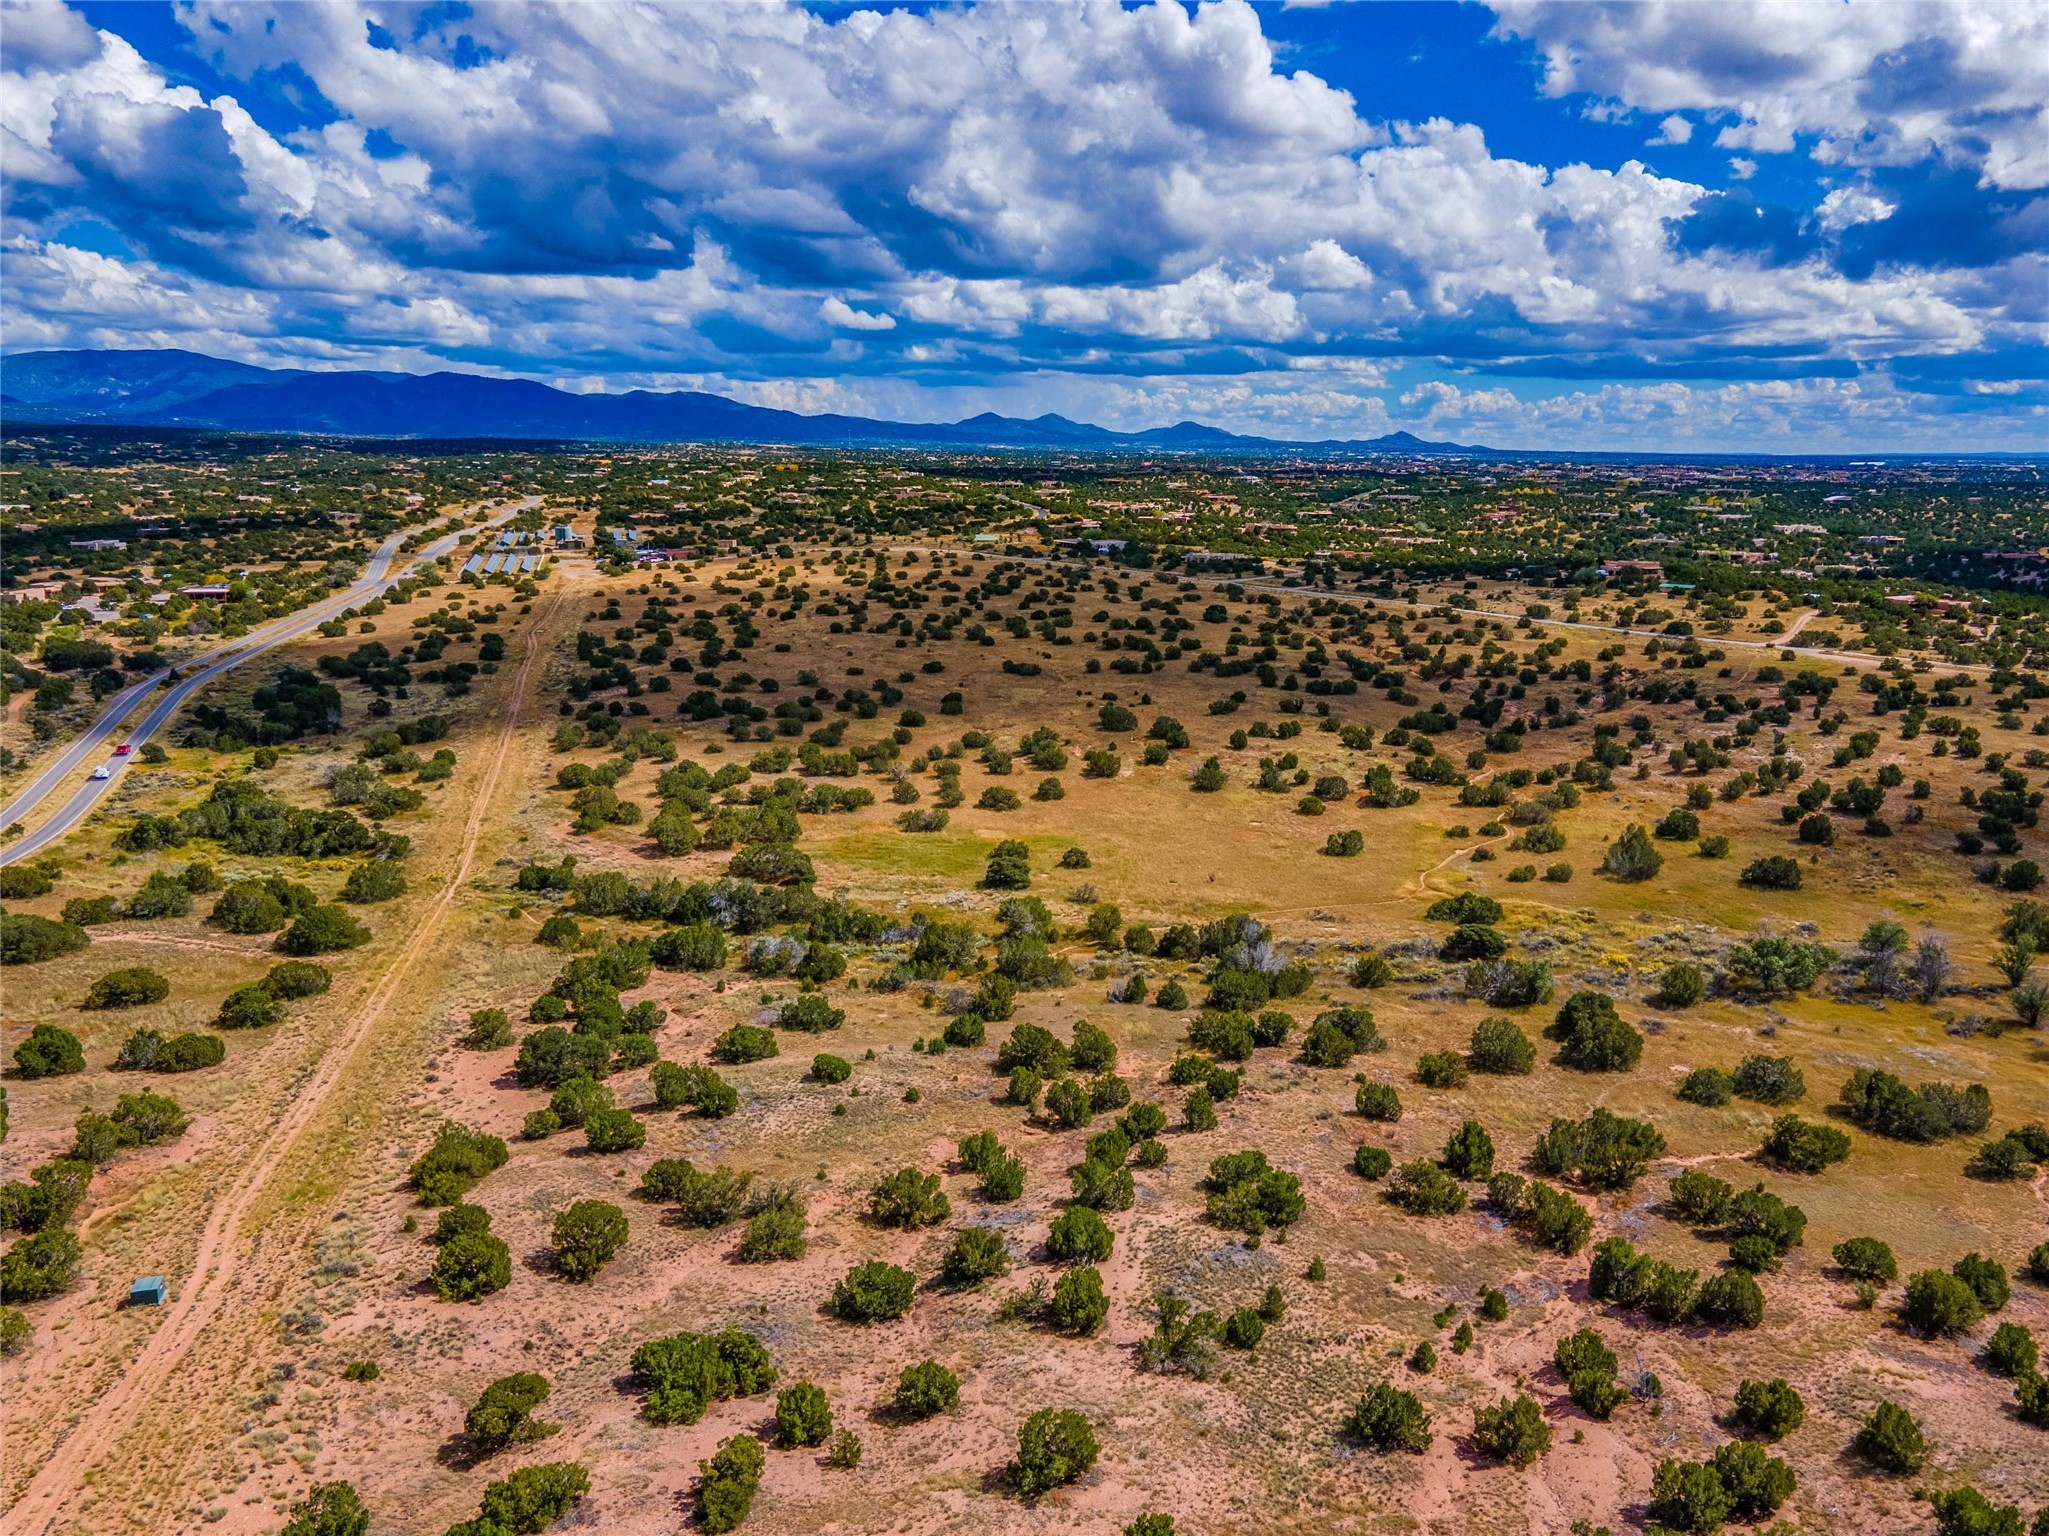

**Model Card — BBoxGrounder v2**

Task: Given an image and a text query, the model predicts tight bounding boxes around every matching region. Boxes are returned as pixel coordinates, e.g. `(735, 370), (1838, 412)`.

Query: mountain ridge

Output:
(0, 348), (1480, 455)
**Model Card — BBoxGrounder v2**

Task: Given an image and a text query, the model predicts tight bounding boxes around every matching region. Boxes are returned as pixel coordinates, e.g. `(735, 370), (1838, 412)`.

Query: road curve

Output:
(0, 497), (537, 867)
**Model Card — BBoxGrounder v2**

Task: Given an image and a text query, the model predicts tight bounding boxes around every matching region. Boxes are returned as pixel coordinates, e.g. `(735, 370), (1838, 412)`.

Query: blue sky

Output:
(3, 0), (2044, 450)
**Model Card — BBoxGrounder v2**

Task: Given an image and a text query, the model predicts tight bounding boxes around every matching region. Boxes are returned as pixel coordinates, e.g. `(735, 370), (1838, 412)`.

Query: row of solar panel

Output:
(460, 552), (543, 575)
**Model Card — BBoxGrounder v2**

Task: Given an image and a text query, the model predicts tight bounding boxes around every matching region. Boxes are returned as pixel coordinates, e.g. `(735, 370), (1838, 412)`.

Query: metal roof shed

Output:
(129, 1275), (168, 1306)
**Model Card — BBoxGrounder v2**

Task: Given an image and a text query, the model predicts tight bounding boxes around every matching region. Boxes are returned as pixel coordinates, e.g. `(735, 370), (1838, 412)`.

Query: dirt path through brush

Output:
(5, 589), (566, 1536)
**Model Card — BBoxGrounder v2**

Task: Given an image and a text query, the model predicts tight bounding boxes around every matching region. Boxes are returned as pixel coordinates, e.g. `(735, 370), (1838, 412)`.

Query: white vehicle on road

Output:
(91, 764), (113, 780)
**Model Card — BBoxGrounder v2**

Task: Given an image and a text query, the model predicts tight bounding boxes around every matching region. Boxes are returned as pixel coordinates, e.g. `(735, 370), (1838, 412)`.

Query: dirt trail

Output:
(5, 590), (565, 1536)
(1404, 834), (1513, 900)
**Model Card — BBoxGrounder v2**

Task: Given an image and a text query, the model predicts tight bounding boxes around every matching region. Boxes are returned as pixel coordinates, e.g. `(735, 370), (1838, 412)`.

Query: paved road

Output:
(0, 498), (537, 866)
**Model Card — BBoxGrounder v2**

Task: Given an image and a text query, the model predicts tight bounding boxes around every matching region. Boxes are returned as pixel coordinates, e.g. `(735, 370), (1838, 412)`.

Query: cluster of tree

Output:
(630, 1329), (777, 1424)
(1, 1090), (187, 1304)
(217, 958), (332, 1030)
(1202, 1150), (1305, 1240)
(409, 1122), (510, 1207)
(1588, 1235), (1766, 1329)
(1837, 1068), (1992, 1143)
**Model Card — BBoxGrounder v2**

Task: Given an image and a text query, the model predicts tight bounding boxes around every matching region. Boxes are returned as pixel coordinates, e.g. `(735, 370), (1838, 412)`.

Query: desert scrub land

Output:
(3, 455), (2047, 1536)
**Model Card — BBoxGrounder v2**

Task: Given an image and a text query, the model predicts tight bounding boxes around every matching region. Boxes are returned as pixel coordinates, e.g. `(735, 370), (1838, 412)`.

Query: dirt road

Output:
(6, 587), (565, 1536)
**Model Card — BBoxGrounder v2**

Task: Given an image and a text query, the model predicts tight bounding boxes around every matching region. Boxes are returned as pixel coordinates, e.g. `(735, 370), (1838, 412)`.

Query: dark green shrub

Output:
(1048, 1267), (1109, 1335)
(1985, 1322), (2038, 1378)
(150, 1033), (226, 1072)
(1601, 824), (1662, 882)
(1725, 1186), (1805, 1253)
(1416, 1051), (1468, 1088)
(1424, 893), (1503, 925)
(1758, 1114), (1850, 1173)
(711, 1024), (777, 1063)
(216, 984), (286, 1030)
(737, 1186), (807, 1263)
(1729, 1235), (1782, 1272)
(1851, 1399), (1927, 1473)
(1046, 1206), (1114, 1265)
(549, 1076), (613, 1129)
(1547, 992), (1642, 1072)
(0, 913), (89, 965)
(1554, 1327), (1623, 1418)
(1535, 1107), (1666, 1191)
(465, 1372), (554, 1453)
(1676, 1066), (1733, 1106)
(13, 1024), (84, 1079)
(984, 838), (1032, 889)
(1043, 1077), (1093, 1129)
(650, 922), (727, 971)
(870, 1168), (950, 1229)
(1354, 1081), (1403, 1121)
(0, 1159), (91, 1234)
(277, 905), (371, 956)
(457, 1462), (589, 1536)
(997, 1023), (1070, 1076)
(1222, 1308), (1265, 1349)
(696, 1434), (764, 1534)
(1647, 1458), (1734, 1534)
(1344, 1382), (1431, 1452)
(630, 1329), (776, 1424)
(1953, 1251), (2010, 1312)
(408, 1122), (509, 1206)
(462, 1007), (512, 1049)
(774, 1382), (833, 1448)
(809, 1053), (851, 1084)
(833, 1261), (916, 1323)
(340, 861), (406, 904)
(433, 1203), (493, 1246)
(1656, 962), (1706, 1007)
(1385, 1161), (1466, 1216)
(1732, 1054), (1806, 1105)
(1838, 1068), (1991, 1143)
(0, 1228), (83, 1303)
(1467, 1017), (1535, 1075)
(1440, 1120), (1495, 1180)
(551, 1200), (628, 1281)
(1470, 1393), (1551, 1467)
(942, 1014), (986, 1048)
(1903, 1268), (1985, 1336)
(778, 994), (843, 1033)
(1440, 923), (1506, 962)
(1203, 1150), (1304, 1236)
(894, 1359), (960, 1418)
(431, 1231), (511, 1302)
(941, 1227), (1009, 1287)
(1928, 1488), (2028, 1536)
(84, 966), (170, 1009)
(280, 1482), (370, 1536)
(1009, 1407), (1099, 1497)
(1731, 1377), (1805, 1440)
(1832, 1236), (1898, 1283)
(1740, 855), (1803, 890)
(1697, 1268), (1766, 1328)
(641, 1159), (754, 1227)
(1669, 1168), (1735, 1223)
(1352, 1145), (1393, 1180)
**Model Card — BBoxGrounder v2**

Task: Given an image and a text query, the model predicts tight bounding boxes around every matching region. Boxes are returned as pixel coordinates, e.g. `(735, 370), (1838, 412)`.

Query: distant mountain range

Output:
(0, 348), (1476, 455)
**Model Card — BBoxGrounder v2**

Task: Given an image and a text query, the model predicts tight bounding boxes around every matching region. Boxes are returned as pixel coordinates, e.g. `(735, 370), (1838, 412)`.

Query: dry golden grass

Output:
(4, 544), (2044, 1535)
